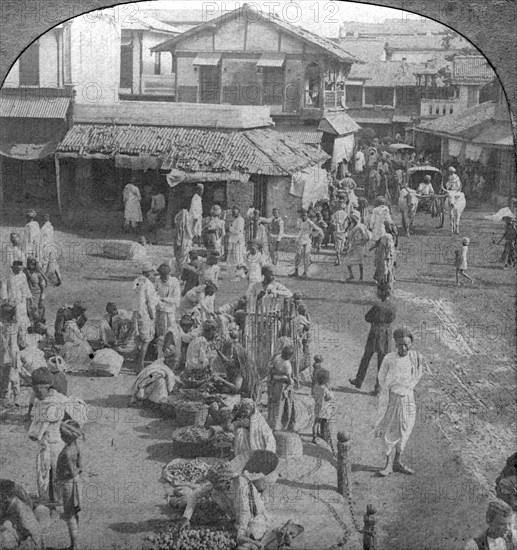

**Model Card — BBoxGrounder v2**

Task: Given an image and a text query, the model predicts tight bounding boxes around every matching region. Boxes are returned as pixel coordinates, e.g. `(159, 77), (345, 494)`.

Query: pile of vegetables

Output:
(145, 525), (236, 550)
(165, 458), (210, 485)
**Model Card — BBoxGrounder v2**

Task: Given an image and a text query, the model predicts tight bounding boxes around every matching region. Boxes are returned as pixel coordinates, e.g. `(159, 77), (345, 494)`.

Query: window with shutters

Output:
(262, 67), (284, 105)
(19, 42), (40, 86)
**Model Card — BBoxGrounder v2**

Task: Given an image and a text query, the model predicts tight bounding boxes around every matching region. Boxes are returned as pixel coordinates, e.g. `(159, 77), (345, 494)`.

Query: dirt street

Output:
(0, 203), (515, 550)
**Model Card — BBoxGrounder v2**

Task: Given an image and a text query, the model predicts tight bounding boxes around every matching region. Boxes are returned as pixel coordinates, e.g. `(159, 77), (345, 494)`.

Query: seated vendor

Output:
(176, 457), (270, 547)
(230, 398), (276, 456)
(81, 302), (135, 353)
(184, 319), (217, 374)
(54, 302), (87, 346)
(212, 327), (260, 402)
(131, 337), (178, 408)
(0, 479), (43, 550)
(176, 315), (201, 371)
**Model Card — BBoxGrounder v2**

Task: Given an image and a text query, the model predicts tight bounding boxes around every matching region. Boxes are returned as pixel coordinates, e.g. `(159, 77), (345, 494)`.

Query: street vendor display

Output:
(166, 451), (278, 549)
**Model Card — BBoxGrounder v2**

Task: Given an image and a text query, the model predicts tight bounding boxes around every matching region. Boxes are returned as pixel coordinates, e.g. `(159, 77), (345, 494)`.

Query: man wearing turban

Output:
(374, 328), (428, 476)
(465, 499), (513, 550)
(23, 210), (41, 259)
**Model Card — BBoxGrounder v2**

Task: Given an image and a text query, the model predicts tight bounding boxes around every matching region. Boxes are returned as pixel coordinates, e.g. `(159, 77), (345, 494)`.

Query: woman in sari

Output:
(267, 338), (296, 431)
(231, 398), (277, 456)
(174, 209), (193, 270)
(372, 221), (397, 294)
(123, 178), (143, 232)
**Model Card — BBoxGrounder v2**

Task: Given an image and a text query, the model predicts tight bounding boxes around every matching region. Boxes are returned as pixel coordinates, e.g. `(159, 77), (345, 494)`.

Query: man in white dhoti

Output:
(227, 206), (246, 280)
(23, 210), (40, 259)
(123, 176), (143, 232)
(189, 184), (204, 243)
(368, 196), (394, 243)
(445, 166), (462, 192)
(374, 327), (427, 476)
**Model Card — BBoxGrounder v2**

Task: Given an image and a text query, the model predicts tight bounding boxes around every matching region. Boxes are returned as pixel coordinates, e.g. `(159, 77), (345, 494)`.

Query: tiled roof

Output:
(340, 19), (445, 37)
(318, 112), (361, 135)
(336, 39), (386, 63)
(0, 96), (71, 119)
(416, 101), (503, 137)
(152, 4), (362, 63)
(472, 124), (514, 148)
(385, 34), (470, 51)
(452, 56), (496, 82)
(121, 11), (180, 33)
(348, 57), (452, 87)
(57, 125), (328, 176)
(277, 127), (323, 145)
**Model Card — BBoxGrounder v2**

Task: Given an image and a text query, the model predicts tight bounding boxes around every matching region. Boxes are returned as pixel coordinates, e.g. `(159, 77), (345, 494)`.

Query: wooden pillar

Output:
(363, 505), (378, 550)
(55, 155), (63, 217)
(336, 431), (351, 496)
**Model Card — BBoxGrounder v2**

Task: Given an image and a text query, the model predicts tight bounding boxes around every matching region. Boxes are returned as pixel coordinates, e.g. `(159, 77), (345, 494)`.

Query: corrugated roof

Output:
(57, 125), (328, 176)
(452, 56), (496, 82)
(318, 112), (361, 135)
(416, 101), (499, 136)
(0, 97), (70, 119)
(121, 11), (180, 33)
(257, 53), (286, 68)
(152, 3), (362, 64)
(192, 52), (222, 66)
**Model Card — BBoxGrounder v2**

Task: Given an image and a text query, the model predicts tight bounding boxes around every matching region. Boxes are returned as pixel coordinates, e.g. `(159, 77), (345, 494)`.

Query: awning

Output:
(0, 96), (70, 119)
(256, 53), (286, 68)
(393, 115), (412, 123)
(318, 112), (360, 136)
(0, 140), (59, 160)
(192, 53), (222, 66)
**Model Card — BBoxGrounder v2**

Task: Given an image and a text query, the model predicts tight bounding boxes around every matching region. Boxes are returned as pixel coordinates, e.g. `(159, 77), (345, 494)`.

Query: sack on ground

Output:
(90, 348), (124, 376)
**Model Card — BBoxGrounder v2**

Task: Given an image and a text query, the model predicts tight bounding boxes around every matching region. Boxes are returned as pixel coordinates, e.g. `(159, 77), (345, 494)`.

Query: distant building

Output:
(151, 3), (362, 171)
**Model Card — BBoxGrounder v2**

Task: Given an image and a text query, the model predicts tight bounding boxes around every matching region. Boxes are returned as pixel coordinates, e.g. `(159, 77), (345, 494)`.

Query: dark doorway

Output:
(120, 44), (134, 90)
(200, 66), (221, 104)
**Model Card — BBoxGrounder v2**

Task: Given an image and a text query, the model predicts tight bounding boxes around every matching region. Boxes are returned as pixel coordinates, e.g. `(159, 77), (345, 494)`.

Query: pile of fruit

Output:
(164, 458), (210, 485)
(173, 426), (212, 443)
(145, 525), (236, 550)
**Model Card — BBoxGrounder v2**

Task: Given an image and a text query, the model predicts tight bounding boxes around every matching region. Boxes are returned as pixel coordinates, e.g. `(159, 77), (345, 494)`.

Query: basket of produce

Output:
(181, 368), (212, 390)
(144, 523), (236, 550)
(172, 426), (214, 458)
(174, 399), (209, 427)
(163, 457), (211, 486)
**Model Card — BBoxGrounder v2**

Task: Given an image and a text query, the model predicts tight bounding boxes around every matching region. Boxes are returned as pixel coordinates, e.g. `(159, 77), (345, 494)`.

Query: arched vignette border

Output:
(0, 0), (516, 123)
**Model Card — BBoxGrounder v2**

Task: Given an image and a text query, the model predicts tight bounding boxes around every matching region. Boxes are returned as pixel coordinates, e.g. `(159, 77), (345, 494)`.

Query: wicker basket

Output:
(171, 428), (213, 458)
(274, 431), (303, 459)
(174, 402), (209, 427)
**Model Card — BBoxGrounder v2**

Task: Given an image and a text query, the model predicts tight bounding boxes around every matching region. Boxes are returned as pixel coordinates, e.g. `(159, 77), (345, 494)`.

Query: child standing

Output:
(311, 355), (324, 388)
(0, 303), (21, 404)
(455, 237), (474, 285)
(312, 368), (335, 453)
(57, 420), (84, 550)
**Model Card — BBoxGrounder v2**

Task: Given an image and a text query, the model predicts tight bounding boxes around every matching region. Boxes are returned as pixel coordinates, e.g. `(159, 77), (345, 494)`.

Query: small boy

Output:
(311, 354), (324, 389)
(311, 368), (335, 453)
(57, 419), (84, 550)
(198, 252), (221, 285)
(455, 237), (474, 285)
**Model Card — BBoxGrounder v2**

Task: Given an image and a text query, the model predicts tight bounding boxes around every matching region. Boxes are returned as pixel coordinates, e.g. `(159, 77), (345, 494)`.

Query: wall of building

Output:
(39, 33), (59, 87)
(70, 13), (121, 104)
(265, 176), (302, 231)
(227, 178), (254, 214)
(142, 32), (174, 76)
(214, 15), (246, 50)
(3, 60), (20, 86)
(179, 32), (214, 52)
(284, 59), (303, 112)
(246, 19), (280, 51)
(221, 59), (260, 105)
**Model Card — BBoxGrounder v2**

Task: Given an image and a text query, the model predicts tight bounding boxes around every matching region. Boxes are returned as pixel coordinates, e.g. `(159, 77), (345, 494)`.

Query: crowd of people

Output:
(0, 154), (515, 549)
